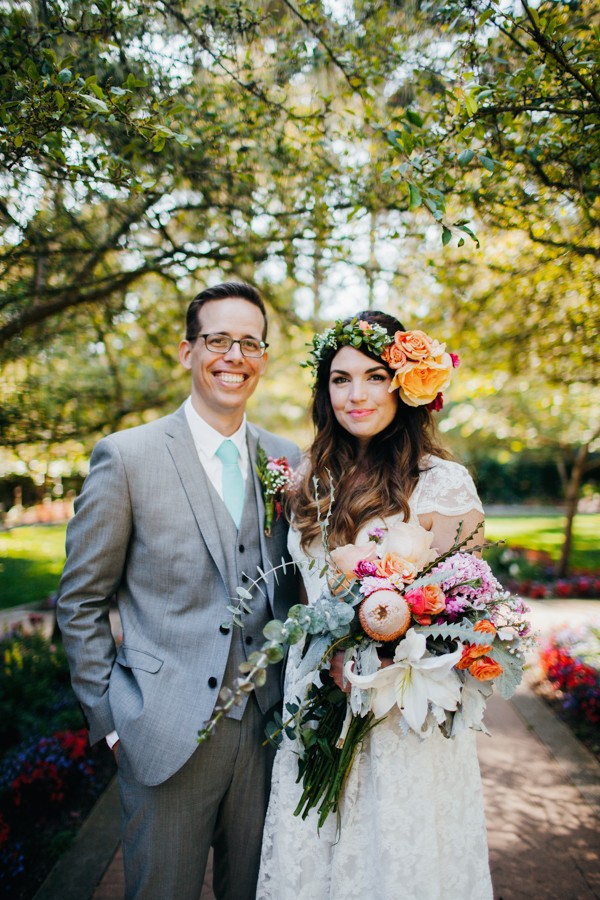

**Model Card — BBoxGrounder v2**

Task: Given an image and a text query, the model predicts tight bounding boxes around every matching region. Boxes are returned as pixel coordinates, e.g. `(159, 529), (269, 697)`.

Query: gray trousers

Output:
(117, 698), (274, 900)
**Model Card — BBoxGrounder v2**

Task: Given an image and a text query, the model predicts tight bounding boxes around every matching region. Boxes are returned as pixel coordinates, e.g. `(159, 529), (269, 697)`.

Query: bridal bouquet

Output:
(198, 518), (533, 829)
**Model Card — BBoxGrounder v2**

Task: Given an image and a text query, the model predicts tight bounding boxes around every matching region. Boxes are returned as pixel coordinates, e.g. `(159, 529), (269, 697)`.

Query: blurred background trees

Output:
(1, 0), (599, 570)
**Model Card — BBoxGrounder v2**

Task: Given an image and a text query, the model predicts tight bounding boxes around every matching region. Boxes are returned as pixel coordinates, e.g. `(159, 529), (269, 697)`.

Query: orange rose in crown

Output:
(381, 329), (459, 409)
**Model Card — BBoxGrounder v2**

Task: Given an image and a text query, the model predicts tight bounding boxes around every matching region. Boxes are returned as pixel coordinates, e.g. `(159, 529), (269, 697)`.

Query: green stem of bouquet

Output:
(293, 691), (381, 831)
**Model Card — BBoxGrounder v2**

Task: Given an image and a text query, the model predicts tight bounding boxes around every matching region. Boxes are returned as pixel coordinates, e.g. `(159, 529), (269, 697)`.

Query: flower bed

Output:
(484, 544), (600, 600)
(536, 621), (600, 761)
(0, 619), (115, 899)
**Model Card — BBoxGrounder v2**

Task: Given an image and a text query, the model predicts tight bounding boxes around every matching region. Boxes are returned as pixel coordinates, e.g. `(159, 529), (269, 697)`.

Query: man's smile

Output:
(213, 371), (248, 384)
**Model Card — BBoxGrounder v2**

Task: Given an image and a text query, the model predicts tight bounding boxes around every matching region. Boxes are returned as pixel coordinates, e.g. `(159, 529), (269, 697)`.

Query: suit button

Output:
(245, 636), (253, 645)
(219, 624), (229, 634)
(238, 544), (245, 553)
(241, 574), (248, 583)
(208, 677), (218, 688)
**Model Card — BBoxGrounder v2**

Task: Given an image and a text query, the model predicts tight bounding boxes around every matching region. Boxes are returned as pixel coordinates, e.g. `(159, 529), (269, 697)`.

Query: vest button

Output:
(245, 636), (253, 645)
(208, 677), (218, 688)
(219, 624), (229, 634)
(238, 544), (245, 553)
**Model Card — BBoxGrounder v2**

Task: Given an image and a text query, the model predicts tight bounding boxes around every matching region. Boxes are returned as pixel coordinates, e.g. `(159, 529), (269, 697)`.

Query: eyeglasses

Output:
(195, 332), (268, 358)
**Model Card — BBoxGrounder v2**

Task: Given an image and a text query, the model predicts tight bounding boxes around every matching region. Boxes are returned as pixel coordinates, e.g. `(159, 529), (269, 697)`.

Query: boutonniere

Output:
(256, 444), (293, 536)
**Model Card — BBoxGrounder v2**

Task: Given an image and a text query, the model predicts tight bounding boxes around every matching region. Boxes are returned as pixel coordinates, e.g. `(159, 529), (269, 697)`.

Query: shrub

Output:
(0, 622), (115, 897)
(0, 620), (77, 751)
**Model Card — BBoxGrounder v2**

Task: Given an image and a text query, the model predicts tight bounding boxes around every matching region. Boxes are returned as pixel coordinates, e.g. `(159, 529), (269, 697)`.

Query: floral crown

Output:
(302, 317), (393, 374)
(303, 317), (460, 410)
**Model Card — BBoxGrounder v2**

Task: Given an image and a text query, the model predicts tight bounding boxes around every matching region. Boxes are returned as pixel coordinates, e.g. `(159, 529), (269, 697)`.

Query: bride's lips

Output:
(348, 408), (374, 419)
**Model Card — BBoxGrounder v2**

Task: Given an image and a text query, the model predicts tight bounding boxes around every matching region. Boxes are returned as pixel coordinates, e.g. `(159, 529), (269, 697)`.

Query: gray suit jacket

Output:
(57, 404), (301, 786)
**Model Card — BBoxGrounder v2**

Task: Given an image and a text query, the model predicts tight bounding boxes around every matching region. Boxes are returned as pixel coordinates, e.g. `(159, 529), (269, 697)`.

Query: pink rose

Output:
(405, 584), (446, 625)
(330, 541), (378, 578)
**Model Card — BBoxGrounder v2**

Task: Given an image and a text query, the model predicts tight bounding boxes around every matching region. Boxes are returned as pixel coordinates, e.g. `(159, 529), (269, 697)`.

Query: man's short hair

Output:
(185, 282), (268, 341)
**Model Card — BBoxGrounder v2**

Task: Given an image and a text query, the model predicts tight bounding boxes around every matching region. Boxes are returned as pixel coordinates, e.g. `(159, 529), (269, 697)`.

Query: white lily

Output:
(345, 628), (463, 734)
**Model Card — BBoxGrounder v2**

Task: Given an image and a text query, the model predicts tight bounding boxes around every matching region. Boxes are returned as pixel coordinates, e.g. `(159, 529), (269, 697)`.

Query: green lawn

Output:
(0, 515), (598, 612)
(0, 525), (67, 610)
(485, 514), (599, 571)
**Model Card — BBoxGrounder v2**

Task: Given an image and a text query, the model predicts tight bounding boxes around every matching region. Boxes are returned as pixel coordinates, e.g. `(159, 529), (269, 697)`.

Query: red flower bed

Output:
(537, 623), (600, 758)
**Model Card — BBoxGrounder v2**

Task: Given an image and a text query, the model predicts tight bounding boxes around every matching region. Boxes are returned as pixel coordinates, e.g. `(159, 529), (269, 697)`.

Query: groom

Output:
(57, 282), (301, 899)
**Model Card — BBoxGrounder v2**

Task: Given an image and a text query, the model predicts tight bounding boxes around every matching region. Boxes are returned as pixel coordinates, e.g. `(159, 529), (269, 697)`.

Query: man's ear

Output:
(179, 340), (192, 370)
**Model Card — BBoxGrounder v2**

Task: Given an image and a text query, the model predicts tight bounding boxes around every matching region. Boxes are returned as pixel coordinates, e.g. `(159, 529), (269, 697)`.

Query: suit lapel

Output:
(165, 406), (231, 584)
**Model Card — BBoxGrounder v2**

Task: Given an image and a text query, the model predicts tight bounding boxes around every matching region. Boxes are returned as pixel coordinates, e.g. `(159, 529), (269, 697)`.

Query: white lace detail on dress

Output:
(411, 456), (483, 517)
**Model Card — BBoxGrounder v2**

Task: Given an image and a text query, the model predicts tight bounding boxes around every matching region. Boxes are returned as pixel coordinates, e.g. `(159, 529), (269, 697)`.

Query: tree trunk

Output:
(555, 444), (588, 578)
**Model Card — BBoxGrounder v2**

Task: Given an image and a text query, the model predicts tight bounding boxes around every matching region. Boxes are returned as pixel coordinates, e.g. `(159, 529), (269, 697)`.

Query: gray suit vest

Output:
(215, 464), (273, 719)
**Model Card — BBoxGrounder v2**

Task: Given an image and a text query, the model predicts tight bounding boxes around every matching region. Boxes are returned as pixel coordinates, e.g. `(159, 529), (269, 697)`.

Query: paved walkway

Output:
(29, 599), (600, 899)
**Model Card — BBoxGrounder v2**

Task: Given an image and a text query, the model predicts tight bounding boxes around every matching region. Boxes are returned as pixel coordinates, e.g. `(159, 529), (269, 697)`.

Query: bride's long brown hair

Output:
(292, 311), (452, 551)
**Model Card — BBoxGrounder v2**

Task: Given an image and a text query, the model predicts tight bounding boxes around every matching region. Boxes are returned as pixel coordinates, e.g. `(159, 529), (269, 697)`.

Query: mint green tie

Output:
(216, 440), (245, 528)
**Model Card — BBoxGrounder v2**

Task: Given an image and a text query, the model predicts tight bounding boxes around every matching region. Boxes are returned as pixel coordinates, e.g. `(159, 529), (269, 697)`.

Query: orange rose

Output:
(381, 340), (408, 370)
(474, 619), (497, 637)
(375, 553), (418, 583)
(396, 330), (433, 361)
(469, 656), (504, 681)
(390, 355), (452, 407)
(405, 584), (446, 625)
(456, 642), (492, 670)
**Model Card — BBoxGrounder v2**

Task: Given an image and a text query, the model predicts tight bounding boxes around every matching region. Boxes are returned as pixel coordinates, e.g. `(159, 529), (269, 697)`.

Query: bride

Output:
(256, 311), (493, 900)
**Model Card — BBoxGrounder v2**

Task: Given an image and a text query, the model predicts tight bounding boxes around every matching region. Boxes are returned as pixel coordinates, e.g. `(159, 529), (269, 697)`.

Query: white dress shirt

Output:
(183, 396), (249, 495)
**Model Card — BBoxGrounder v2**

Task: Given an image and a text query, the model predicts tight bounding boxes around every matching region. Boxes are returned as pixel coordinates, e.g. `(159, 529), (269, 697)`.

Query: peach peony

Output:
(375, 553), (418, 584)
(405, 584), (446, 625)
(380, 522), (436, 570)
(358, 590), (411, 641)
(469, 656), (504, 681)
(389, 355), (453, 407)
(330, 541), (378, 579)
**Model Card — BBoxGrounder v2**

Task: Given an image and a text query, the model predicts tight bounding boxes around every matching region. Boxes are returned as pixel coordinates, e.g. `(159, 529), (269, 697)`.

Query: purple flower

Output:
(433, 554), (502, 608)
(367, 527), (386, 544)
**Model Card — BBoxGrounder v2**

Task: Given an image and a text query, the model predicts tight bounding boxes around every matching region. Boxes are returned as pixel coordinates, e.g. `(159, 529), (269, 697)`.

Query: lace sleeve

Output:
(411, 457), (483, 517)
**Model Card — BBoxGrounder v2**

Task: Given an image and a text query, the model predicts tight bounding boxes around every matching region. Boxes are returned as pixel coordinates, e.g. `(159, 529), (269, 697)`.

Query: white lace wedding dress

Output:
(257, 457), (493, 900)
